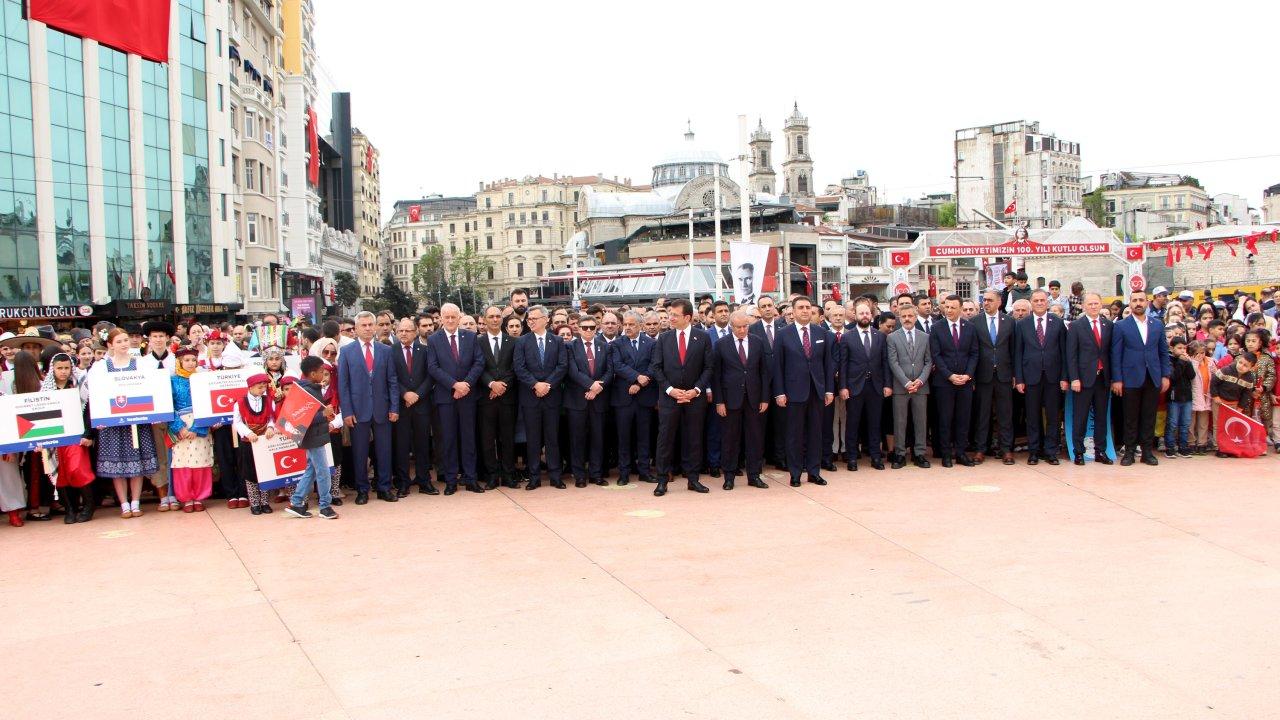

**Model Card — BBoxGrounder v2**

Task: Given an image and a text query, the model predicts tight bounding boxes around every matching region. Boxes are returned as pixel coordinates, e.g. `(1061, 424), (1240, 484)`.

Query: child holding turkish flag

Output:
(284, 356), (338, 520)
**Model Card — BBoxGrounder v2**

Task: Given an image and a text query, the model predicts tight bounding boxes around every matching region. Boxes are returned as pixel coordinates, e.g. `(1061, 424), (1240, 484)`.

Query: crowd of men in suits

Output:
(336, 282), (1180, 502)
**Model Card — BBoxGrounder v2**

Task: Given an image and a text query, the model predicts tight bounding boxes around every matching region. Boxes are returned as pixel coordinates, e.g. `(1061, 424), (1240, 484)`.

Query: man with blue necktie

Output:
(609, 311), (657, 485)
(702, 300), (732, 478)
(513, 305), (568, 489)
(337, 311), (400, 505)
(425, 303), (486, 494)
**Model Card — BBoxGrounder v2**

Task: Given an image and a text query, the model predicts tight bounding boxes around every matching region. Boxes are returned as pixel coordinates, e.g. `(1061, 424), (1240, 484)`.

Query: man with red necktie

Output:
(337, 311), (400, 505)
(771, 296), (835, 487)
(650, 298), (713, 497)
(1066, 292), (1114, 465)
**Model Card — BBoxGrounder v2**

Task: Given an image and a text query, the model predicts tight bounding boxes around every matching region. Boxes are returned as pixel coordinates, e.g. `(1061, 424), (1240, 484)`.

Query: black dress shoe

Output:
(396, 488), (409, 498)
(941, 458), (955, 468)
(808, 475), (827, 485)
(957, 455), (975, 467)
(1027, 456), (1039, 465)
(574, 478), (587, 488)
(525, 480), (541, 491)
(639, 474), (656, 484)
(722, 478), (734, 491)
(419, 483), (440, 495)
(443, 484), (457, 496)
(330, 497), (344, 506)
(1120, 454), (1135, 466)
(709, 467), (721, 478)
(1141, 455), (1159, 466)
(617, 477), (630, 486)
(846, 461), (857, 471)
(1044, 457), (1060, 466)
(821, 462), (836, 472)
(591, 478), (607, 486)
(1095, 457), (1114, 465)
(891, 455), (906, 470)
(1073, 457), (1085, 466)
(355, 492), (369, 505)
(377, 490), (398, 502)
(654, 482), (667, 497)
(688, 479), (710, 493)
(790, 476), (801, 487)
(483, 479), (499, 491)
(870, 459), (885, 470)
(465, 483), (485, 493)
(913, 457), (931, 469)
(748, 476), (768, 489)
(1002, 453), (1015, 465)
(551, 479), (566, 489)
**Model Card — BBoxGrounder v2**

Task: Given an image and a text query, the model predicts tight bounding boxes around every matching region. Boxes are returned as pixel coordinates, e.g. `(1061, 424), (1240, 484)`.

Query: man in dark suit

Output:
(1110, 288), (1171, 466)
(822, 305), (846, 471)
(974, 290), (1016, 465)
(609, 311), (656, 485)
(712, 311), (770, 490)
(391, 317), (435, 497)
(1013, 289), (1068, 464)
(1066, 292), (1114, 466)
(650, 298), (713, 497)
(477, 304), (518, 489)
(771, 296), (835, 486)
(750, 295), (788, 468)
(424, 303), (486, 494)
(513, 305), (568, 489)
(565, 315), (613, 487)
(928, 294), (980, 467)
(838, 298), (890, 471)
(702, 300), (732, 478)
(337, 311), (400, 504)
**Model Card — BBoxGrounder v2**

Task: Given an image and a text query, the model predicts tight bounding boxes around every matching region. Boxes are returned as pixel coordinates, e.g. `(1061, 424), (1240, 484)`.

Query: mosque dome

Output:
(651, 123), (730, 189)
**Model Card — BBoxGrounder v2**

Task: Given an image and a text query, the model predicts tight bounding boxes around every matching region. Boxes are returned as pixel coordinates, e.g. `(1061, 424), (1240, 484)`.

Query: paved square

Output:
(4, 457), (1278, 719)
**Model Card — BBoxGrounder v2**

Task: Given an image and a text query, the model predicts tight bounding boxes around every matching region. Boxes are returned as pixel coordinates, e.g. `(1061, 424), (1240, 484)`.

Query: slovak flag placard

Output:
(251, 433), (308, 490)
(87, 365), (174, 428)
(190, 368), (253, 428)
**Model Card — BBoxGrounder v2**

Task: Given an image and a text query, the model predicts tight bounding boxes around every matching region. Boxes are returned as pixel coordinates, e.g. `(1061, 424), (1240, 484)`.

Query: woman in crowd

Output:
(76, 344), (95, 371)
(42, 352), (96, 523)
(309, 338), (345, 504)
(263, 348), (288, 401)
(1164, 302), (1186, 328)
(1244, 329), (1275, 442)
(94, 328), (159, 519)
(168, 348), (213, 512)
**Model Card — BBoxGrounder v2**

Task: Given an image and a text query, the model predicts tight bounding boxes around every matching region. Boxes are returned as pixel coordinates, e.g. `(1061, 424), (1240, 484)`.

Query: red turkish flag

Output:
(31, 0), (171, 63)
(275, 386), (323, 433)
(1002, 198), (1017, 215)
(209, 387), (246, 415)
(890, 251), (910, 267)
(1216, 403), (1267, 458)
(408, 205), (421, 222)
(273, 447), (307, 476)
(1125, 245), (1144, 262)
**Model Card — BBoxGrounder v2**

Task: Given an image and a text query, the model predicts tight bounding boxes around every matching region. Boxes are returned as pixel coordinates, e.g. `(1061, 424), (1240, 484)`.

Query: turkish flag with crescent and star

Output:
(1125, 245), (1144, 262)
(1003, 198), (1017, 215)
(272, 447), (307, 476)
(1216, 403), (1266, 458)
(210, 387), (246, 416)
(890, 251), (910, 267)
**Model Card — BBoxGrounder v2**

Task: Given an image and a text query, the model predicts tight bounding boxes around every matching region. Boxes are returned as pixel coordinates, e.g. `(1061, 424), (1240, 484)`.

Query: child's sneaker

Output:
(319, 507), (338, 520)
(1164, 449), (1177, 459)
(285, 504), (312, 519)
(1178, 448), (1193, 458)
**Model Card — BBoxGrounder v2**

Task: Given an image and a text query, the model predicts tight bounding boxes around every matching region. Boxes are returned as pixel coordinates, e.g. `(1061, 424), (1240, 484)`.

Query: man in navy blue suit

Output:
(1013, 289), (1069, 464)
(650, 298), (713, 497)
(771, 296), (834, 486)
(839, 297), (891, 471)
(337, 311), (400, 504)
(1110, 288), (1171, 466)
(513, 305), (568, 489)
(712, 311), (770, 490)
(609, 311), (656, 485)
(702, 300), (732, 478)
(1066, 292), (1114, 465)
(750, 295), (788, 468)
(425, 303), (486, 494)
(391, 317), (435, 496)
(565, 315), (613, 487)
(929, 295), (980, 467)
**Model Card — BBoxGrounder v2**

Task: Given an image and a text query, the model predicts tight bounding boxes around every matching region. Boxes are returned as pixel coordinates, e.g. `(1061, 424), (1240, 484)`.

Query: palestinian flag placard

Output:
(0, 389), (85, 453)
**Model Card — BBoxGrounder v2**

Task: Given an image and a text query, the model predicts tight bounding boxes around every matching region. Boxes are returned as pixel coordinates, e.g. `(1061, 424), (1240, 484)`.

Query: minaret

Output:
(781, 102), (814, 204)
(748, 119), (776, 195)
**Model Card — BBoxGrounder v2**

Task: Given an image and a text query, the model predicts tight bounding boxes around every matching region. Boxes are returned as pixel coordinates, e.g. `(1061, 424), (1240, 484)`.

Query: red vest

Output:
(238, 394), (276, 434)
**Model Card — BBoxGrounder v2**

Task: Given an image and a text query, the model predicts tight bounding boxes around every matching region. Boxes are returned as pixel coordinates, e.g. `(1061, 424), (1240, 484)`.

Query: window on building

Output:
(244, 110), (255, 138)
(450, 242), (455, 253)
(485, 197), (491, 209)
(798, 174), (808, 194)
(245, 162), (256, 190)
(280, 171), (287, 187)
(485, 235), (493, 250)
(220, 194), (227, 220)
(516, 262), (524, 278)
(249, 267), (260, 297)
(487, 267), (494, 280)
(449, 223), (455, 233)
(520, 212), (526, 224)
(797, 135), (804, 155)
(536, 262), (543, 276)
(535, 230), (542, 243)
(222, 248), (229, 276)
(508, 213), (515, 225)
(507, 192), (513, 205)
(541, 211), (548, 222)
(485, 217), (492, 228)
(541, 189), (547, 202)
(232, 155), (240, 187)
(516, 230), (523, 245)
(247, 212), (259, 244)
(573, 191), (579, 201)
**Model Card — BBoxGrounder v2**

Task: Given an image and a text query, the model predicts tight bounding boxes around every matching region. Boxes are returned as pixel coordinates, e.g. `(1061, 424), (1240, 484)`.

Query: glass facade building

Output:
(0, 0), (39, 304)
(179, 0), (212, 302)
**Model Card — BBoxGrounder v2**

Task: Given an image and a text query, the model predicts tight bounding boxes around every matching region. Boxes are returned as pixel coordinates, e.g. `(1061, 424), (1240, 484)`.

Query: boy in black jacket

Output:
(1163, 337), (1195, 458)
(285, 356), (339, 519)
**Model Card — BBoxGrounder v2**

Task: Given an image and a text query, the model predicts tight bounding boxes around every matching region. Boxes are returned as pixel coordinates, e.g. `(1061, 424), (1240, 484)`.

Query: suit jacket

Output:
(1013, 312), (1067, 385)
(564, 335), (613, 412)
(608, 333), (657, 407)
(513, 331), (568, 408)
(974, 312), (1014, 384)
(337, 338), (400, 423)
(391, 339), (431, 414)
(711, 333), (770, 410)
(1066, 315), (1113, 387)
(885, 326), (931, 395)
(928, 317), (979, 387)
(748, 317), (788, 349)
(1110, 314), (1171, 389)
(424, 329), (485, 405)
(650, 326), (713, 408)
(478, 332), (517, 406)
(770, 323), (834, 402)
(839, 326), (890, 396)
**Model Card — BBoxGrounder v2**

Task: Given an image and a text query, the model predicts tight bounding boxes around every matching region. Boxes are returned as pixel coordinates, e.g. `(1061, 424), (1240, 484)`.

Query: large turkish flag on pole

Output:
(30, 0), (171, 63)
(1216, 403), (1267, 458)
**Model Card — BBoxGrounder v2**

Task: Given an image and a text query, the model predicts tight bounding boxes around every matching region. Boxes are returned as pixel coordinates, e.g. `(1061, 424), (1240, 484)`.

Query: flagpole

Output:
(713, 164), (723, 301)
(688, 209), (695, 305)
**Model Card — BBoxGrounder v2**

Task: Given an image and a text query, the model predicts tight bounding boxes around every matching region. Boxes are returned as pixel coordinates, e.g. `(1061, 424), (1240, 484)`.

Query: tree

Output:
(376, 273), (418, 319)
(1180, 175), (1202, 189)
(411, 245), (448, 310)
(332, 271), (360, 310)
(937, 202), (957, 228)
(411, 244), (495, 315)
(446, 246), (495, 315)
(1083, 189), (1108, 227)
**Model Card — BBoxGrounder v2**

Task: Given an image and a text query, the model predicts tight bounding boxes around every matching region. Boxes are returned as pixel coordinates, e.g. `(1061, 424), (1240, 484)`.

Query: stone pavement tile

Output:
(343, 648), (810, 720)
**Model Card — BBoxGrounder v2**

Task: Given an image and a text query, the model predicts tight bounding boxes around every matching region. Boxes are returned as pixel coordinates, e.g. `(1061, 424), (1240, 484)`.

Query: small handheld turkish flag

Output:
(890, 251), (910, 267)
(1003, 198), (1017, 215)
(273, 447), (307, 476)
(1216, 403), (1266, 458)
(1125, 245), (1144, 262)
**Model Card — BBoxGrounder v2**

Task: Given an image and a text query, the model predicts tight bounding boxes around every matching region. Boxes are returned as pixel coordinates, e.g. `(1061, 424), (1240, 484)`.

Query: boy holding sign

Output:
(285, 357), (339, 519)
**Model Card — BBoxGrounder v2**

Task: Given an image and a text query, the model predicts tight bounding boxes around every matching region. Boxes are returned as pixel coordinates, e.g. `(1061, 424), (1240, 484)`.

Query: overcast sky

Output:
(313, 0), (1278, 221)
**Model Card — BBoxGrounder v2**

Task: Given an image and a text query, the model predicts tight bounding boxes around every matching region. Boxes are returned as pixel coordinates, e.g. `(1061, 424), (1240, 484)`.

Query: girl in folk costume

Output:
(1244, 330), (1275, 433)
(42, 352), (97, 523)
(204, 335), (249, 508)
(168, 348), (214, 512)
(262, 348), (293, 504)
(91, 329), (159, 519)
(0, 351), (43, 526)
(310, 338), (345, 504)
(232, 373), (277, 515)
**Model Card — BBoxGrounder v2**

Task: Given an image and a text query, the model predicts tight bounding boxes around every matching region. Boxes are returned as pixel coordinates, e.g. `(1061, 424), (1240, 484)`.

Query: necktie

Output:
(863, 330), (871, 357)
(586, 341), (595, 375)
(678, 330), (687, 364)
(906, 331), (914, 353)
(364, 343), (373, 372)
(989, 316), (997, 341)
(404, 345), (413, 369)
(493, 336), (499, 356)
(737, 338), (747, 365)
(450, 334), (459, 362)
(802, 326), (811, 358)
(952, 322), (960, 348)
(1092, 319), (1103, 371)
(538, 335), (545, 362)
(1036, 316), (1045, 346)
(766, 323), (774, 346)
(632, 339), (638, 353)
(835, 331), (842, 345)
